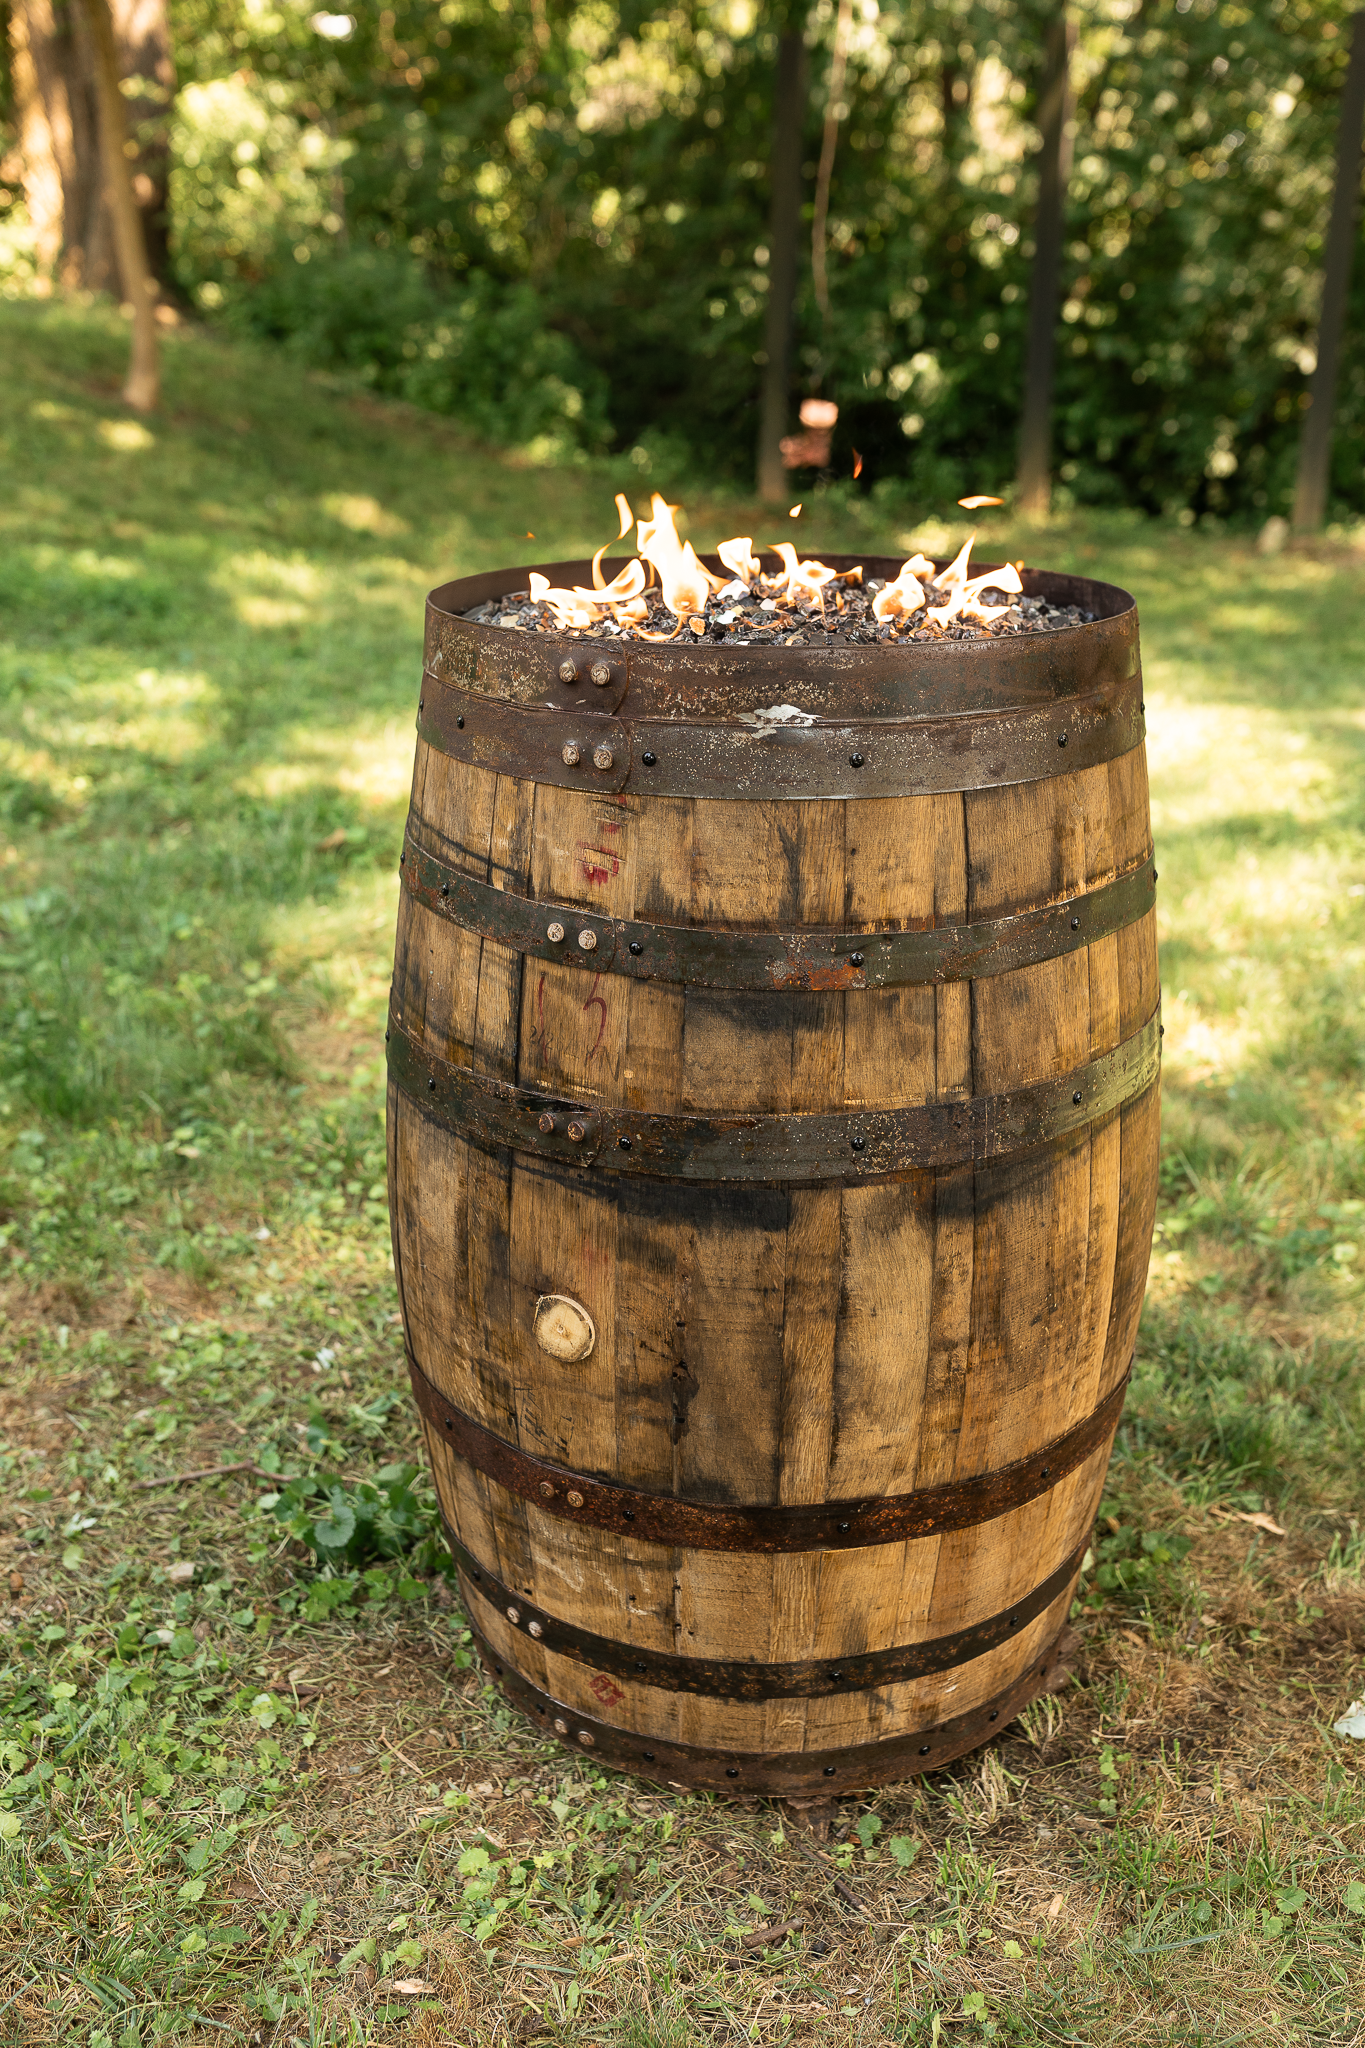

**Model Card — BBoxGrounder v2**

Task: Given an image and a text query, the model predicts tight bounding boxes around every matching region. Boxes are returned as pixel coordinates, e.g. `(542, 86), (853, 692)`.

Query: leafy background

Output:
(4, 0), (1361, 520)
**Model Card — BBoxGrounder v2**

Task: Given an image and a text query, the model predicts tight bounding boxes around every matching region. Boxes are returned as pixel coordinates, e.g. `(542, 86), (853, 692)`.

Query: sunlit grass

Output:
(1, 297), (1363, 2045)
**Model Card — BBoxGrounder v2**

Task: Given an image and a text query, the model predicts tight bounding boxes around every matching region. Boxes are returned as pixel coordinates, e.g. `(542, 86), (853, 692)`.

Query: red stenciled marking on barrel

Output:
(581, 975), (608, 1059)
(578, 839), (621, 885)
(589, 1672), (627, 1710)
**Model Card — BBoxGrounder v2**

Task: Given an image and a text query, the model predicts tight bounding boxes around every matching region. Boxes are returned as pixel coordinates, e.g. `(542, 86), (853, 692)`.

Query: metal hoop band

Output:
(468, 1619), (1080, 1793)
(386, 1003), (1160, 1183)
(444, 1519), (1087, 1699)
(409, 1349), (1129, 1553)
(398, 841), (1157, 993)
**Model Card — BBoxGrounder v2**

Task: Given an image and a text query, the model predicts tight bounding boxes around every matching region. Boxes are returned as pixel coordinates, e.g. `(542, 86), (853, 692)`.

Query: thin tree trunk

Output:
(7, 0), (175, 293)
(1292, 10), (1365, 534)
(757, 24), (809, 504)
(82, 0), (160, 410)
(811, 0), (852, 326)
(1016, 7), (1075, 516)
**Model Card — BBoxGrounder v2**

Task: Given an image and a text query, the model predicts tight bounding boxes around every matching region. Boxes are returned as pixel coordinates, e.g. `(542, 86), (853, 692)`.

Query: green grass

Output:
(1, 295), (1364, 2047)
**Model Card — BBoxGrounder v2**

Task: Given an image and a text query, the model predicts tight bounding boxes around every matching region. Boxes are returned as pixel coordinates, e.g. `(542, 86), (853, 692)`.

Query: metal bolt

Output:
(850, 951), (864, 969)
(562, 742), (581, 767)
(553, 1717), (569, 1735)
(578, 928), (597, 951)
(539, 1481), (555, 1499)
(567, 1489), (584, 1508)
(506, 1606), (521, 1625)
(849, 752), (865, 768)
(577, 1730), (595, 1748)
(1070, 915), (1079, 929)
(558, 659), (577, 683)
(547, 921), (565, 943)
(566, 1121), (587, 1144)
(642, 750), (657, 766)
(528, 1620), (543, 1638)
(1073, 1090), (1083, 1105)
(590, 660), (612, 687)
(538, 1113), (555, 1135)
(629, 940), (643, 955)
(592, 744), (615, 771)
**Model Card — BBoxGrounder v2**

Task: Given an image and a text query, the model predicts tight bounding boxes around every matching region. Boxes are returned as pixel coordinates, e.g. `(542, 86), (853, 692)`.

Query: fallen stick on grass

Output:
(136, 1461), (275, 1488)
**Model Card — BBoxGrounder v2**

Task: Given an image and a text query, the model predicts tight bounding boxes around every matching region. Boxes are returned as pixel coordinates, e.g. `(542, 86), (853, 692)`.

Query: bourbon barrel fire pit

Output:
(386, 540), (1160, 1796)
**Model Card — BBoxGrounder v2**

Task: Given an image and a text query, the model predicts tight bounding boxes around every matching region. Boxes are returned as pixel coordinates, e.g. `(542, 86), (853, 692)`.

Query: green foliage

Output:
(1081, 1516), (1193, 1610)
(148, 0), (1365, 517)
(266, 1460), (441, 1570)
(227, 245), (611, 459)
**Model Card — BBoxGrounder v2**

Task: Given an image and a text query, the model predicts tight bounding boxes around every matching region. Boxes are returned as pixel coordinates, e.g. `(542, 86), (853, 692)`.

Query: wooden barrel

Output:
(387, 554), (1160, 1796)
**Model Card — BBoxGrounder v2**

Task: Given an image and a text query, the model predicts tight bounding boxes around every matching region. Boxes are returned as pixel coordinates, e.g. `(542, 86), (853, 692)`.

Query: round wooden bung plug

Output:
(533, 1293), (596, 1363)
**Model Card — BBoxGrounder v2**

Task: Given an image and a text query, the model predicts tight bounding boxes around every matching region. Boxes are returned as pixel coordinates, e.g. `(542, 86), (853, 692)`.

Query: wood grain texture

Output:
(387, 715), (1160, 1778)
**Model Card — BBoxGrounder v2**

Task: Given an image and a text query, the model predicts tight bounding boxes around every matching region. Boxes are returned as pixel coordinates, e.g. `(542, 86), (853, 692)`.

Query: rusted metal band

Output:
(467, 1618), (1079, 1794)
(385, 1003), (1161, 1183)
(400, 840), (1156, 992)
(409, 1347), (1129, 1552)
(415, 670), (1146, 801)
(442, 1517), (1087, 1699)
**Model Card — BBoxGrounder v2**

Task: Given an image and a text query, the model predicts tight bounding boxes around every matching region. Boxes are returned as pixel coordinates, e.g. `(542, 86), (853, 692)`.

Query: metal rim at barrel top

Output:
(422, 553), (1140, 724)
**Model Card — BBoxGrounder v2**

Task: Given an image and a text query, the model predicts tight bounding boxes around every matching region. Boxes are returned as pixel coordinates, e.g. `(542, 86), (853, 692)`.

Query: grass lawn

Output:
(2, 296), (1364, 2048)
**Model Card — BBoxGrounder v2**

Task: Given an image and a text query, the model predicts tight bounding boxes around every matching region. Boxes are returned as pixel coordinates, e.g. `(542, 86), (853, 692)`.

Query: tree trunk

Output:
(82, 0), (159, 410)
(1016, 7), (1076, 517)
(757, 23), (809, 504)
(1292, 10), (1365, 534)
(811, 0), (852, 326)
(7, 0), (175, 294)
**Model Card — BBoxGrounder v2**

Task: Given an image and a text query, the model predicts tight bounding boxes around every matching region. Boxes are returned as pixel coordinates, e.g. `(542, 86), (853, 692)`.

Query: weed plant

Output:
(1, 299), (1363, 2045)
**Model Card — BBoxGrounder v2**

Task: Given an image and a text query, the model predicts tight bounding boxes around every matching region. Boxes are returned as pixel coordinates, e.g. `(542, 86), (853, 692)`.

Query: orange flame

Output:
(770, 543), (839, 612)
(527, 572), (603, 630)
(872, 552), (936, 624)
(717, 536), (762, 586)
(924, 536), (1024, 629)
(636, 494), (720, 620)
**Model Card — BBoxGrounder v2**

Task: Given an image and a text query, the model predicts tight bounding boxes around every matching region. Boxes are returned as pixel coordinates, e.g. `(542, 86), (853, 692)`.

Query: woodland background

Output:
(2, 0), (1363, 524)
